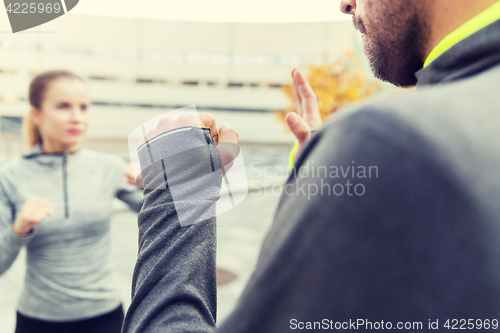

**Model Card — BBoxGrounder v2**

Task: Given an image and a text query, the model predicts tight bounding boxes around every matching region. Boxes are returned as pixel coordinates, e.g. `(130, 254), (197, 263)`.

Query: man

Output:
(123, 0), (500, 332)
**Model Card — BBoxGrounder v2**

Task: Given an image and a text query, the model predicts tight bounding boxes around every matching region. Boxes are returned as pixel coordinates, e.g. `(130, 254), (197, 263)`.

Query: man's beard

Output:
(355, 4), (429, 87)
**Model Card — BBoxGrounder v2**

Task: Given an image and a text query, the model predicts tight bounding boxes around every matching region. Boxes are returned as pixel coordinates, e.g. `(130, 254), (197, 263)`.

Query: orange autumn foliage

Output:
(279, 52), (382, 125)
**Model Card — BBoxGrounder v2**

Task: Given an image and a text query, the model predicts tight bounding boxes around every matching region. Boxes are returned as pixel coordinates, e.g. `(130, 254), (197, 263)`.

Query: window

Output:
(182, 81), (199, 86)
(227, 82), (244, 88)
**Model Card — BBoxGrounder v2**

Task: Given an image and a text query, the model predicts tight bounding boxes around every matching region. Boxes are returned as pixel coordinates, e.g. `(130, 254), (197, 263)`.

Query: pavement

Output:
(0, 145), (290, 332)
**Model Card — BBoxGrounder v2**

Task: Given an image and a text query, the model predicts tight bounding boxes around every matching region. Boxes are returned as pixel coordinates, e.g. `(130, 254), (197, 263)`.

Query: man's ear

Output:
(30, 106), (41, 126)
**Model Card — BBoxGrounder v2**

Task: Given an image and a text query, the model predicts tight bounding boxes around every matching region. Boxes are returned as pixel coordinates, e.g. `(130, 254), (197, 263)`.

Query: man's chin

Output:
(362, 46), (420, 87)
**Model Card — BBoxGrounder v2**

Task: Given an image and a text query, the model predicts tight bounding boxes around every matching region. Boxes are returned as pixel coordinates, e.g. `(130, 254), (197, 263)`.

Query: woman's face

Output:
(32, 77), (90, 153)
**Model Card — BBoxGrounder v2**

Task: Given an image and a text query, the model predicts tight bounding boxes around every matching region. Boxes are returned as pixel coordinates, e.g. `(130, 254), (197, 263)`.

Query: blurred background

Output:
(0, 18), (368, 157)
(0, 1), (392, 331)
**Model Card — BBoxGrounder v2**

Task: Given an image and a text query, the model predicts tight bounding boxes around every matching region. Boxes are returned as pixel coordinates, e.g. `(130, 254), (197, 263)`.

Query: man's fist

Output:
(139, 113), (219, 146)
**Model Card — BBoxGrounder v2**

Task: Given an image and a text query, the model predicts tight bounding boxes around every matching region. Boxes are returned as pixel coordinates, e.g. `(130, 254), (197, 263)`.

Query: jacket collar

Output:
(23, 144), (84, 168)
(23, 143), (83, 158)
(415, 19), (500, 86)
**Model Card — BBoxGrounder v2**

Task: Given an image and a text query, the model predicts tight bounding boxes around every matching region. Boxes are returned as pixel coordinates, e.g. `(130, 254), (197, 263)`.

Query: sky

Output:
(71, 0), (350, 23)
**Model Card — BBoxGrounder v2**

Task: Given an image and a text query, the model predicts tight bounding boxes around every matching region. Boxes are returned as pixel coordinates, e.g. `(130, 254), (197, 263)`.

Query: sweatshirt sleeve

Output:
(113, 156), (144, 213)
(0, 180), (35, 275)
(122, 126), (221, 333)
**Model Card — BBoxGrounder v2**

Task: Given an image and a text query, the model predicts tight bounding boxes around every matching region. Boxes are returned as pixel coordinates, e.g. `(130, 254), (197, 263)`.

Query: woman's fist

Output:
(139, 112), (240, 175)
(12, 197), (55, 236)
(139, 113), (219, 146)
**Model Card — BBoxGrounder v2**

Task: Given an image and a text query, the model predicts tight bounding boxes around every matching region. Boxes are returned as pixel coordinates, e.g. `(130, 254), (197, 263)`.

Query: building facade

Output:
(0, 14), (357, 158)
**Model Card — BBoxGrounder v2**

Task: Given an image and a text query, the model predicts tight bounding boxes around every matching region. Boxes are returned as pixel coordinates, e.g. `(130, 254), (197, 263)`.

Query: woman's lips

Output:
(67, 128), (82, 135)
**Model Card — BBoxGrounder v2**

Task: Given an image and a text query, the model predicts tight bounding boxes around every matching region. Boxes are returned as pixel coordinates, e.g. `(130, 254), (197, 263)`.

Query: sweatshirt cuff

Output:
(137, 126), (222, 227)
(289, 130), (320, 171)
(3, 226), (37, 248)
(289, 141), (299, 172)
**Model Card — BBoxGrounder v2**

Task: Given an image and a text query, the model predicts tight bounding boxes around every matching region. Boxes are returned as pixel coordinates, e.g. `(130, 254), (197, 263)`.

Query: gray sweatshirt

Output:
(122, 19), (500, 332)
(0, 144), (143, 321)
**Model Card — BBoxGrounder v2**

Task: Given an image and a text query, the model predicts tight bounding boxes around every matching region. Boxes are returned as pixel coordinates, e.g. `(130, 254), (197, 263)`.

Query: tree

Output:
(279, 51), (382, 125)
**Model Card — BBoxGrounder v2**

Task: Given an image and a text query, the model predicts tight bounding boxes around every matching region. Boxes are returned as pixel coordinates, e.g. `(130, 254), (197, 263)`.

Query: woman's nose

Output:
(70, 108), (84, 122)
(340, 0), (356, 15)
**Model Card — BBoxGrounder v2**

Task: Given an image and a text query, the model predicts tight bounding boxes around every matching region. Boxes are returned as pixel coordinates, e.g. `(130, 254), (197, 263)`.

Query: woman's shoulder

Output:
(0, 159), (27, 188)
(80, 148), (127, 170)
(0, 158), (27, 175)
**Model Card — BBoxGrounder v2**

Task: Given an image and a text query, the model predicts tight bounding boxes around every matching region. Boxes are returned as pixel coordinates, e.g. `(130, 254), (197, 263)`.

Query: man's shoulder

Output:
(323, 68), (500, 154)
(306, 71), (500, 204)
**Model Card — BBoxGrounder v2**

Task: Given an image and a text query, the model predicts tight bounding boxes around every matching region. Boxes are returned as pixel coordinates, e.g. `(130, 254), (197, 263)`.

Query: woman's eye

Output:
(80, 104), (88, 111)
(58, 103), (70, 109)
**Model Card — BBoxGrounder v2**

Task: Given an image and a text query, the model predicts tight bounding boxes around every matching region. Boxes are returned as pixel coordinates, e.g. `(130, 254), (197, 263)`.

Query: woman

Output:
(0, 70), (143, 333)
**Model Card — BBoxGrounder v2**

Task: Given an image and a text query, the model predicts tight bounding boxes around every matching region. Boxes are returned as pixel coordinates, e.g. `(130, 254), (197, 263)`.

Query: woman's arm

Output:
(122, 113), (239, 333)
(0, 182), (32, 275)
(122, 126), (222, 333)
(113, 158), (144, 213)
(116, 184), (143, 213)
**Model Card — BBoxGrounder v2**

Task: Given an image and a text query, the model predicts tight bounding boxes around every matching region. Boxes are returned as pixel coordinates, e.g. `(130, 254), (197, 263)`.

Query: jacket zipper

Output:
(62, 154), (69, 218)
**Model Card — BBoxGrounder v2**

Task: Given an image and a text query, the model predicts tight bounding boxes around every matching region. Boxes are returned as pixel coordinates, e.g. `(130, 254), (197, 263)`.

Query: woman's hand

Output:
(216, 122), (239, 174)
(286, 68), (322, 163)
(12, 197), (55, 236)
(124, 163), (143, 187)
(139, 113), (219, 146)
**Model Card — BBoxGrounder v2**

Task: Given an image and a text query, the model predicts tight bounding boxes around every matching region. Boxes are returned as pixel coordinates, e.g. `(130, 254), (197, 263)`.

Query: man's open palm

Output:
(286, 68), (322, 163)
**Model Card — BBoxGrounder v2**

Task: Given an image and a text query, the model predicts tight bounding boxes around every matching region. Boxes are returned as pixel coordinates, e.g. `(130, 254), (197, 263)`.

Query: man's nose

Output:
(340, 0), (356, 15)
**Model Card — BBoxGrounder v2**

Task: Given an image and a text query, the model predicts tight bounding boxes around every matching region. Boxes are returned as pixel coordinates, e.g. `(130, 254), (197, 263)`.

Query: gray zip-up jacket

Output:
(123, 20), (500, 332)
(0, 145), (143, 321)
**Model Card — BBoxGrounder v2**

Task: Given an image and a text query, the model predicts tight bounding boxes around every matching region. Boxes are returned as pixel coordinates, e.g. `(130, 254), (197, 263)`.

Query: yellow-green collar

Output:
(424, 0), (500, 68)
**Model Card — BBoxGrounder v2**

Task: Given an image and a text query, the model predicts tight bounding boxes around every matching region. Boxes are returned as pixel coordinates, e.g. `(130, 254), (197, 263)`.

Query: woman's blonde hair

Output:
(24, 70), (84, 150)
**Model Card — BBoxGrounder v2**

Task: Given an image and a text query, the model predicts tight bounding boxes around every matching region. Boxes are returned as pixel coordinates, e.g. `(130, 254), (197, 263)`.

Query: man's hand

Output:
(12, 197), (54, 236)
(140, 112), (239, 174)
(286, 68), (322, 163)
